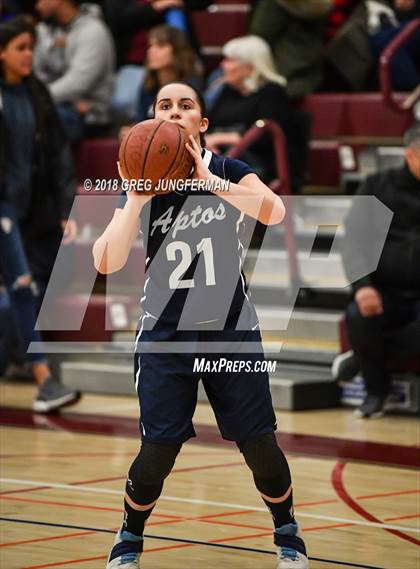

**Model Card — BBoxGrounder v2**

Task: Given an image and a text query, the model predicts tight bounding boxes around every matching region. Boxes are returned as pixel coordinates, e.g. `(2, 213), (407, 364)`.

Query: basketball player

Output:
(93, 82), (309, 569)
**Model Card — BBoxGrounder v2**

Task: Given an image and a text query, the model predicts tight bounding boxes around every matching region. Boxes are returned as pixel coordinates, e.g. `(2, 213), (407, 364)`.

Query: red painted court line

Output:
(295, 498), (338, 507)
(148, 509), (255, 529)
(384, 513), (420, 522)
(0, 530), (97, 548)
(70, 475), (125, 486)
(195, 510), (254, 520)
(332, 461), (420, 547)
(172, 461), (244, 473)
(0, 496), (122, 513)
(304, 522), (353, 532)
(201, 518), (359, 534)
(0, 495), (186, 520)
(21, 554), (107, 569)
(0, 461), (248, 497)
(211, 529), (272, 544)
(0, 452), (135, 459)
(356, 489), (420, 500)
(144, 542), (195, 553)
(20, 530), (273, 568)
(0, 486), (50, 496)
(2, 405), (419, 468)
(201, 519), (270, 531)
(0, 450), (236, 460)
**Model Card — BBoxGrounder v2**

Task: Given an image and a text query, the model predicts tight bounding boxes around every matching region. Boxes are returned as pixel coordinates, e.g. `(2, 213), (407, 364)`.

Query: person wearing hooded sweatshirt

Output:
(0, 16), (81, 411)
(34, 0), (115, 140)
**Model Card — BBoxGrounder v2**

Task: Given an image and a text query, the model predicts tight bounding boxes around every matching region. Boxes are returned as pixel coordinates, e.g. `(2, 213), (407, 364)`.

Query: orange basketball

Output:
(118, 119), (194, 192)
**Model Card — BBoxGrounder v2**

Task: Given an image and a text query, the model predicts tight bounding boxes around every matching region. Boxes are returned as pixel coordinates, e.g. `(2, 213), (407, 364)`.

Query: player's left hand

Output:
(186, 134), (213, 181)
(61, 219), (78, 244)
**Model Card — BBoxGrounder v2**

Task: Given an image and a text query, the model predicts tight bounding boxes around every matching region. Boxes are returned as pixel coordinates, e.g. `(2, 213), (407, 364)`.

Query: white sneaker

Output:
(277, 548), (309, 568)
(106, 528), (142, 568)
(275, 523), (309, 568)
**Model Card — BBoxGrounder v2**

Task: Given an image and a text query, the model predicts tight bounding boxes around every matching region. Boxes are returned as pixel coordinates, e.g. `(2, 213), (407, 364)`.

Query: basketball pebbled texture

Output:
(119, 119), (194, 191)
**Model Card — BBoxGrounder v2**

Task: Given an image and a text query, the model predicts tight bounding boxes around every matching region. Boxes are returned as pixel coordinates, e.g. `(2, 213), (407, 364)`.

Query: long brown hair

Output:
(144, 25), (202, 93)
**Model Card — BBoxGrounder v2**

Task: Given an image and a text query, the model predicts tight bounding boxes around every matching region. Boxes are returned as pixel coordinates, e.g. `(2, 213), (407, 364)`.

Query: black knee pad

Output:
(129, 441), (182, 486)
(237, 433), (289, 479)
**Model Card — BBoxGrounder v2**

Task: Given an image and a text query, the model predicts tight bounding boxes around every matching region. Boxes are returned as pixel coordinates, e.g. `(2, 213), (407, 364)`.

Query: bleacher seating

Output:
(302, 93), (412, 139)
(55, 3), (418, 411)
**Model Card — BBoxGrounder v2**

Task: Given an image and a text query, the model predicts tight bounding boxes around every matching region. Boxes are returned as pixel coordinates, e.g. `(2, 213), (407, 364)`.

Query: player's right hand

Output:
(355, 287), (384, 317)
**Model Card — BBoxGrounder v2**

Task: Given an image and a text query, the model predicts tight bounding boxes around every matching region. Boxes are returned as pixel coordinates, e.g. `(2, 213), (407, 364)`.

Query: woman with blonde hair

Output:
(206, 35), (309, 191)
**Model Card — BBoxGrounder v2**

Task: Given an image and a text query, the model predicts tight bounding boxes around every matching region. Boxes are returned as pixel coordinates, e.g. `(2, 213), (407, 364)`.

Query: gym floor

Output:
(0, 383), (419, 569)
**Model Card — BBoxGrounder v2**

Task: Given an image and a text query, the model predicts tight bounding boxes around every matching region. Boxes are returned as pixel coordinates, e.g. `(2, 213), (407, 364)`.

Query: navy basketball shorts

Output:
(133, 309), (277, 444)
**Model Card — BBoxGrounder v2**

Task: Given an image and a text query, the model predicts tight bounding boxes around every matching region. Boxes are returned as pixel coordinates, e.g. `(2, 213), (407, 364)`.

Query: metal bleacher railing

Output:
(380, 18), (420, 115)
(227, 119), (302, 292)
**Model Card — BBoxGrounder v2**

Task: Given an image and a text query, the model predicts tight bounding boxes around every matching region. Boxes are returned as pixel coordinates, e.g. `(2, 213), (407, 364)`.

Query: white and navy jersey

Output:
(118, 150), (255, 325)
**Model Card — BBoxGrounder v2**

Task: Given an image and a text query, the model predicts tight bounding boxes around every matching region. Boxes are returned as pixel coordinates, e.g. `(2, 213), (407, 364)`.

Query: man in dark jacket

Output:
(333, 123), (420, 418)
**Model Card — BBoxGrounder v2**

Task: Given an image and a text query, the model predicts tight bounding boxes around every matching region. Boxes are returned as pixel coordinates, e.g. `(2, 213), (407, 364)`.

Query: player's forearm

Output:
(92, 198), (148, 274)
(213, 177), (285, 225)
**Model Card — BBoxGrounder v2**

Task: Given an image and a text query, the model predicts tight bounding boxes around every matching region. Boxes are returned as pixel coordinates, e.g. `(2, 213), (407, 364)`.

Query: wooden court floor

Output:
(0, 382), (419, 569)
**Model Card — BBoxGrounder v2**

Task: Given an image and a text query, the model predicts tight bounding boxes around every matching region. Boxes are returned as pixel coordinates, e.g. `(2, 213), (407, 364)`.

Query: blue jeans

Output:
(57, 104), (85, 142)
(0, 203), (47, 366)
(370, 24), (420, 91)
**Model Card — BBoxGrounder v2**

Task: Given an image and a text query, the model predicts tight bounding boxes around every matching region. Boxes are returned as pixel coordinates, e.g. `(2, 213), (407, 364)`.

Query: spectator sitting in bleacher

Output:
(369, 0), (420, 91)
(249, 0), (333, 99)
(103, 0), (210, 121)
(326, 0), (420, 91)
(33, 0), (115, 141)
(205, 35), (310, 192)
(325, 0), (362, 42)
(333, 123), (420, 418)
(119, 24), (202, 137)
(135, 24), (202, 122)
(0, 17), (81, 412)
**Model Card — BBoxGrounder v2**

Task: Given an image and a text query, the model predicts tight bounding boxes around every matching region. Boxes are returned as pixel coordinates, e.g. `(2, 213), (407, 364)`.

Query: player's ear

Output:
(199, 117), (209, 134)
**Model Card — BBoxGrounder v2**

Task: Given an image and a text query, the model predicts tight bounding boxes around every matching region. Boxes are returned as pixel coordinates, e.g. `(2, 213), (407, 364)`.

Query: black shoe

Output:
(331, 350), (359, 384)
(354, 393), (387, 419)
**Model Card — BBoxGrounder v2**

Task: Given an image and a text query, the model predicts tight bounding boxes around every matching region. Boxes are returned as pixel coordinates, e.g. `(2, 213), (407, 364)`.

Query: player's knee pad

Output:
(129, 441), (182, 486)
(237, 433), (289, 480)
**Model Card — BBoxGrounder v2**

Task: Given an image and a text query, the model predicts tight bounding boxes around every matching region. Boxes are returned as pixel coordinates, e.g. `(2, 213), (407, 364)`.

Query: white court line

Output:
(1, 478), (419, 534)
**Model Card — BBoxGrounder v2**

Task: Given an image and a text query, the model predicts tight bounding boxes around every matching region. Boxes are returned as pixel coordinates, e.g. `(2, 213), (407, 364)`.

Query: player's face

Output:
(221, 56), (253, 89)
(155, 83), (209, 145)
(0, 33), (33, 81)
(147, 38), (174, 71)
(406, 146), (420, 180)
